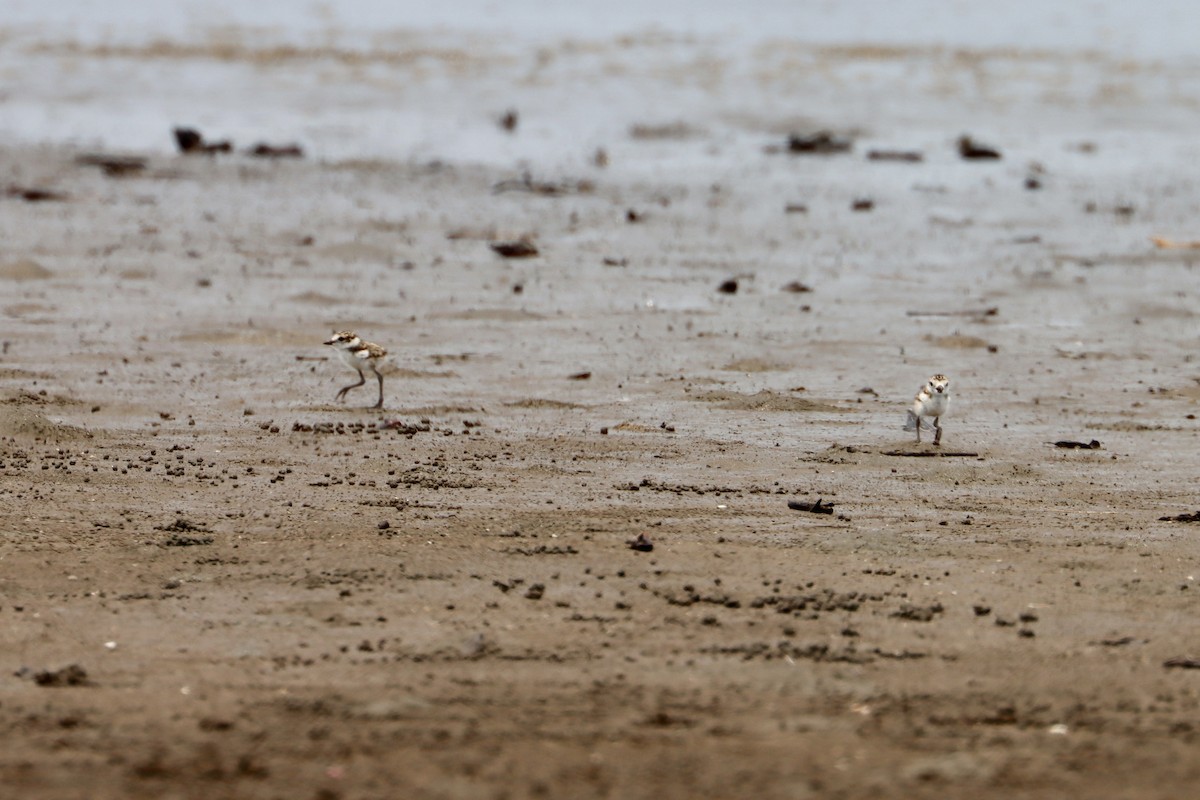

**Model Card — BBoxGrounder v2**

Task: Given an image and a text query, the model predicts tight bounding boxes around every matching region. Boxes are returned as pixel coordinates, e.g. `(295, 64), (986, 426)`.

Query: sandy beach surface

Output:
(3, 4), (1200, 798)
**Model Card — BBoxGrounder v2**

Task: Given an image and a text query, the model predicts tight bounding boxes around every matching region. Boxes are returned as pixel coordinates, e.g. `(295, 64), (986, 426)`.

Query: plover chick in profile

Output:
(904, 374), (950, 445)
(324, 331), (387, 409)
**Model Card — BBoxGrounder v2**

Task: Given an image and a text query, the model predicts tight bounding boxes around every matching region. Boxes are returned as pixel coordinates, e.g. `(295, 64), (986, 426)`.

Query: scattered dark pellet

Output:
(851, 198), (874, 212)
(717, 279), (738, 294)
(377, 420), (431, 434)
(498, 109), (519, 132)
(1054, 439), (1102, 449)
(524, 583), (545, 600)
(785, 131), (853, 155)
(162, 534), (214, 547)
(782, 281), (812, 293)
(569, 371), (592, 380)
(30, 664), (91, 687)
(891, 602), (944, 622)
(156, 518), (210, 534)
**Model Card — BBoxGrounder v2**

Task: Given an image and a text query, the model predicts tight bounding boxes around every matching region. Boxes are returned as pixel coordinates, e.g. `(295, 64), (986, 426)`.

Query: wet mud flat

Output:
(4, 43), (1200, 800)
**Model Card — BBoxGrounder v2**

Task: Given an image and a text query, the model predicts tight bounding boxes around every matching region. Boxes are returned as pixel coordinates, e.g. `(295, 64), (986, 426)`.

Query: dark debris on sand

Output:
(1159, 511), (1200, 523)
(490, 240), (539, 258)
(18, 664), (92, 687)
(627, 533), (654, 552)
(174, 127), (232, 155)
(76, 153), (149, 176)
(247, 142), (304, 159)
(787, 498), (834, 515)
(958, 135), (1002, 160)
(782, 131), (853, 155)
(1054, 439), (1102, 449)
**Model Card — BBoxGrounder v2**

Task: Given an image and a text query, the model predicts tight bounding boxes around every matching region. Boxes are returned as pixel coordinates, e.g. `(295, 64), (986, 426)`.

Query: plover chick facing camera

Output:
(324, 331), (387, 409)
(904, 374), (950, 445)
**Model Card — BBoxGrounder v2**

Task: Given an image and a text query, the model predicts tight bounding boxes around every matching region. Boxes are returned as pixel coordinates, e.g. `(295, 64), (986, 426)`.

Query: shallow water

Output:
(3, 0), (1200, 166)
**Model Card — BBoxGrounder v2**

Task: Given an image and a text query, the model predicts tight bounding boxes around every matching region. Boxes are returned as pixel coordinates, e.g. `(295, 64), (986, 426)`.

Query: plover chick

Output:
(904, 374), (950, 445)
(324, 331), (387, 409)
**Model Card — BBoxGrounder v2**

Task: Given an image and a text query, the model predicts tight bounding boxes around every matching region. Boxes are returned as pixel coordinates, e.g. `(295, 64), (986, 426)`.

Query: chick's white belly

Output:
(918, 395), (949, 417)
(336, 349), (379, 375)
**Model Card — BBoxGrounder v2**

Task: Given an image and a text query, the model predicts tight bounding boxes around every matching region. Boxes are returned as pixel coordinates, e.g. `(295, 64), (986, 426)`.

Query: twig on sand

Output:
(787, 498), (834, 515)
(1164, 656), (1200, 669)
(492, 174), (593, 196)
(1151, 236), (1200, 250)
(906, 307), (997, 318)
(882, 450), (979, 458)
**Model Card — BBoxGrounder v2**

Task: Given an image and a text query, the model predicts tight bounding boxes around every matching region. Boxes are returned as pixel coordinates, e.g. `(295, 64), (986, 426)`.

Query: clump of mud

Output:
(0, 395), (92, 441)
(0, 259), (54, 281)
